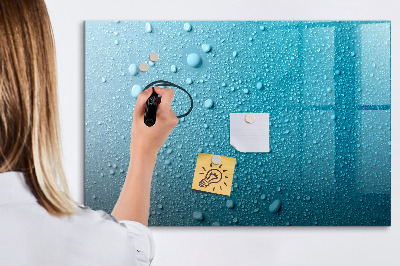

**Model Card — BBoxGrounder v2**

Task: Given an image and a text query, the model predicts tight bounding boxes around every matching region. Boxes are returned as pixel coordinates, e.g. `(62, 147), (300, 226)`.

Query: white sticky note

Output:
(230, 113), (270, 153)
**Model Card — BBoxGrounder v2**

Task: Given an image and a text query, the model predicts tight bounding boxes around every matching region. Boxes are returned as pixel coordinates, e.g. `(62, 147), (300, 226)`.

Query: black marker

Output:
(144, 88), (158, 127)
(142, 80), (194, 127)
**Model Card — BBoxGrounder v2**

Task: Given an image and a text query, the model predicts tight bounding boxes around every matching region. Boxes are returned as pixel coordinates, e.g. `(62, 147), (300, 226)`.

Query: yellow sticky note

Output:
(192, 153), (236, 196)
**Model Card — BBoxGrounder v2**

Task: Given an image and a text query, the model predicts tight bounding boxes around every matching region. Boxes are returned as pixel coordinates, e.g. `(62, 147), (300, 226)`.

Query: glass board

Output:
(85, 21), (391, 226)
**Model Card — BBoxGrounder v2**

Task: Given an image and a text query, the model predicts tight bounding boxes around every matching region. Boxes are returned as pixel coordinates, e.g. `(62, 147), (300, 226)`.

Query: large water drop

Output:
(187, 53), (202, 68)
(269, 199), (281, 214)
(128, 64), (138, 75)
(131, 84), (142, 98)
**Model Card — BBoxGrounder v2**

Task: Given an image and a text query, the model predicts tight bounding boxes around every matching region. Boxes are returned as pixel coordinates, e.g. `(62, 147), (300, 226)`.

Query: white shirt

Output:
(0, 171), (155, 266)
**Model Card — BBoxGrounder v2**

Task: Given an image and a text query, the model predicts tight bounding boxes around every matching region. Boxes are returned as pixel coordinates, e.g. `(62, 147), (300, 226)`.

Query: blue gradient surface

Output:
(85, 21), (391, 226)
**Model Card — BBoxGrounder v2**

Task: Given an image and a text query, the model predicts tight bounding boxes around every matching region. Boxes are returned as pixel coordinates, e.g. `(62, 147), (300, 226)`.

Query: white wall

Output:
(45, 0), (400, 265)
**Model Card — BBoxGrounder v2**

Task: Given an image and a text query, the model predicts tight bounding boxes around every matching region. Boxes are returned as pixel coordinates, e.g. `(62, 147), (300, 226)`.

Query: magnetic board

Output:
(85, 21), (391, 226)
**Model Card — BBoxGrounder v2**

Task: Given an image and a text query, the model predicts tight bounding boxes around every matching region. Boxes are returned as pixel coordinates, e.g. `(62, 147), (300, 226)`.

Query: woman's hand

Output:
(130, 86), (179, 159)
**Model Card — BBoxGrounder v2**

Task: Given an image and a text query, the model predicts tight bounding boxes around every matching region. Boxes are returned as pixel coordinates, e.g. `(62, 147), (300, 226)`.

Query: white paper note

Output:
(230, 113), (270, 153)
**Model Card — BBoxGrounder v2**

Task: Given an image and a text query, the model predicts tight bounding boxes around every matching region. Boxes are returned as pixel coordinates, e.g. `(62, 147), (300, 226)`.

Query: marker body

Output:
(144, 89), (158, 127)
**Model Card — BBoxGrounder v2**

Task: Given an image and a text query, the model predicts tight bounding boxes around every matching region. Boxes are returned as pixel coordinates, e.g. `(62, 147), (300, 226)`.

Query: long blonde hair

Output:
(0, 0), (76, 216)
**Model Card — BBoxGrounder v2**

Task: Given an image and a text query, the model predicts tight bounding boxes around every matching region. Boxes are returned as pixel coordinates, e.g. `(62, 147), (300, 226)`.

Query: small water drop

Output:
(145, 22), (152, 33)
(204, 99), (214, 109)
(201, 43), (211, 53)
(226, 200), (235, 209)
(184, 22), (192, 32)
(193, 211), (203, 221)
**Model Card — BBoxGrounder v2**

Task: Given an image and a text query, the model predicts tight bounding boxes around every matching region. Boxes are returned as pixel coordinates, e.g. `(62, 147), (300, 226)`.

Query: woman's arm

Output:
(112, 87), (179, 226)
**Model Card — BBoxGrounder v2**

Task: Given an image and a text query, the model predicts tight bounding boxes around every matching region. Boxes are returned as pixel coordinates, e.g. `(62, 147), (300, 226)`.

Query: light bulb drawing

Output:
(192, 153), (236, 196)
(198, 162), (229, 192)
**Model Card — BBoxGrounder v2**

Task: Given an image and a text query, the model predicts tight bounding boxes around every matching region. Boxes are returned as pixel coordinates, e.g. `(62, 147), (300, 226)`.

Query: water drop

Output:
(201, 43), (211, 53)
(226, 200), (235, 209)
(204, 99), (214, 109)
(187, 53), (202, 68)
(193, 211), (203, 221)
(131, 84), (142, 98)
(170, 65), (177, 73)
(145, 22), (152, 33)
(269, 199), (281, 214)
(184, 22), (192, 32)
(128, 64), (138, 75)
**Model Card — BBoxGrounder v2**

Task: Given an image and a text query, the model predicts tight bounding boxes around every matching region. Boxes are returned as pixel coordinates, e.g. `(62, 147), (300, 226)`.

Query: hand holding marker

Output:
(143, 80), (193, 127)
(132, 52), (193, 127)
(129, 52), (193, 159)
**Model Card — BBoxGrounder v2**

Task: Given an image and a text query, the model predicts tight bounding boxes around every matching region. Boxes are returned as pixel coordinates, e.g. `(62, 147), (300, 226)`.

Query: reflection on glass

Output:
(297, 21), (390, 224)
(356, 23), (390, 105)
(302, 27), (335, 106)
(357, 110), (391, 194)
(301, 110), (335, 191)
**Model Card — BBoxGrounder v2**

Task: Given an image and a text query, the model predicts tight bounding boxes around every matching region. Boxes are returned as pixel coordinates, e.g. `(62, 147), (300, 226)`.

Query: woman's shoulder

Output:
(72, 204), (155, 265)
(70, 204), (133, 243)
(74, 204), (120, 224)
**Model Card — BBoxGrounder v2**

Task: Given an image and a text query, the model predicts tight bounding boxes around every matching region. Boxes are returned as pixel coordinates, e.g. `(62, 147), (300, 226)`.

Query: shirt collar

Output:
(0, 171), (38, 205)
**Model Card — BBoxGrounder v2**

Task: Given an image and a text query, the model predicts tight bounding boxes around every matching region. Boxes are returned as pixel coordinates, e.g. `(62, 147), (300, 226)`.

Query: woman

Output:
(0, 0), (178, 265)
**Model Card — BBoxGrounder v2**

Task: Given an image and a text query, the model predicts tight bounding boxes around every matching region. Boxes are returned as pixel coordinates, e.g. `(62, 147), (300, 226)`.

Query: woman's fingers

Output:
(152, 87), (178, 125)
(133, 86), (177, 125)
(133, 88), (152, 119)
(152, 86), (165, 95)
(153, 87), (175, 108)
